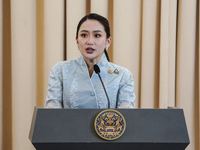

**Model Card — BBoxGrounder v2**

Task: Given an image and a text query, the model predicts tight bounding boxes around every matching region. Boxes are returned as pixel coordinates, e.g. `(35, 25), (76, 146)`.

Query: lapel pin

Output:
(114, 69), (119, 74)
(108, 68), (114, 74)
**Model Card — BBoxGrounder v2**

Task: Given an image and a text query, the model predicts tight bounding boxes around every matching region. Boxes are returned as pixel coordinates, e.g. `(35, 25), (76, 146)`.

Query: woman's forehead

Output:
(79, 20), (105, 32)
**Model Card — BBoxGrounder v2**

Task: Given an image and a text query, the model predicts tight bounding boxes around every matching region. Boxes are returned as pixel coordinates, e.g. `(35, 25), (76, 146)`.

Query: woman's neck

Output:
(85, 60), (95, 78)
(84, 57), (101, 78)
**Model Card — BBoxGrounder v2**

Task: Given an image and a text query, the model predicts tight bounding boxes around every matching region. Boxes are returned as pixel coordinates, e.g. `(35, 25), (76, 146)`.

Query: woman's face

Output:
(76, 19), (111, 64)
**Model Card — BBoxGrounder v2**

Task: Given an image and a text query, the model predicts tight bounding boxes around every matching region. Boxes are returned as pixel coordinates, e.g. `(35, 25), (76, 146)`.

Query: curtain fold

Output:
(140, 0), (160, 108)
(66, 0), (85, 60)
(43, 0), (65, 106)
(159, 0), (170, 108)
(113, 0), (141, 108)
(198, 0), (200, 145)
(1, 0), (12, 149)
(91, 0), (108, 17)
(0, 0), (199, 149)
(11, 0), (36, 149)
(0, 0), (2, 147)
(176, 1), (198, 149)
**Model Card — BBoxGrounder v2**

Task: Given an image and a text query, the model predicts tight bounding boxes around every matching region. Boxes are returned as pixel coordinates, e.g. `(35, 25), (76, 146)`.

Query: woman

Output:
(45, 13), (135, 108)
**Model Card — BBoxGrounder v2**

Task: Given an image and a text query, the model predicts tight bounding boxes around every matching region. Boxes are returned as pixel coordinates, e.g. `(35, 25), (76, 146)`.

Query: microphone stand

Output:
(96, 73), (110, 109)
(94, 64), (110, 109)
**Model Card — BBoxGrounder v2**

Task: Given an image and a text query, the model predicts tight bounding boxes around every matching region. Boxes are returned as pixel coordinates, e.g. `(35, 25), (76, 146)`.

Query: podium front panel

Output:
(29, 107), (189, 150)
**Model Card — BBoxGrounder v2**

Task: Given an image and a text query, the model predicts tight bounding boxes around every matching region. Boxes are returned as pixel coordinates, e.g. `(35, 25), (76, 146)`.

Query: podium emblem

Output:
(94, 109), (126, 140)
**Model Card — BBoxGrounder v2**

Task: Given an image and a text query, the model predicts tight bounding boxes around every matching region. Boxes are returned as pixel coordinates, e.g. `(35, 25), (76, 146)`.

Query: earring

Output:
(106, 47), (108, 50)
(78, 47), (79, 50)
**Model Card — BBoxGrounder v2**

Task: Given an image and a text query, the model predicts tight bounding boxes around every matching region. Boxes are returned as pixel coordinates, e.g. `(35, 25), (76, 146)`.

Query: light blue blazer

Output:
(45, 53), (135, 109)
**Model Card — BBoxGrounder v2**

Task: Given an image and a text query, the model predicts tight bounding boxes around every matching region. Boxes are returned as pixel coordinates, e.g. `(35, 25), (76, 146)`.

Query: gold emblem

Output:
(108, 68), (114, 74)
(94, 109), (126, 140)
(114, 69), (119, 74)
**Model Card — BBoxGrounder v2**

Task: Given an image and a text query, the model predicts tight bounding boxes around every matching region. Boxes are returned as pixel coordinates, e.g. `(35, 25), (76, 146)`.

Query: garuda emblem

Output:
(94, 109), (126, 140)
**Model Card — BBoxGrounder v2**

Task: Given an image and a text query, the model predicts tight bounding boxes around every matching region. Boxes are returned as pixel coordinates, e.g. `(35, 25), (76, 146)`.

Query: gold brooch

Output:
(108, 68), (113, 74)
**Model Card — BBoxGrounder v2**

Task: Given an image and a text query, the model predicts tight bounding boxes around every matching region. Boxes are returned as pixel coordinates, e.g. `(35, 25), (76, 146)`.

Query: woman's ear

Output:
(106, 37), (112, 49)
(76, 37), (79, 50)
(76, 37), (78, 45)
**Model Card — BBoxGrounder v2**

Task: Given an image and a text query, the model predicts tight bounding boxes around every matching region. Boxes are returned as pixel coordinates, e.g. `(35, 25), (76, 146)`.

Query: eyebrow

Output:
(80, 30), (103, 33)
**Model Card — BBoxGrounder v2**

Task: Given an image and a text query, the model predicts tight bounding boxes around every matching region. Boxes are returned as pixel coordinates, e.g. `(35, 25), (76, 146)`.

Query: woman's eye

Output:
(95, 34), (101, 38)
(81, 34), (87, 37)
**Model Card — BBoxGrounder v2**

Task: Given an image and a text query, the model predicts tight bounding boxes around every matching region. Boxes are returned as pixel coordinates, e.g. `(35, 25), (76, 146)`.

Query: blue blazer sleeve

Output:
(45, 63), (63, 108)
(117, 69), (135, 108)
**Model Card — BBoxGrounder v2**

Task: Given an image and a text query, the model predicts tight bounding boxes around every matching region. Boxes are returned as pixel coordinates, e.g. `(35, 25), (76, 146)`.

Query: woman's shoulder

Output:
(51, 58), (79, 70)
(49, 58), (80, 77)
(107, 62), (132, 75)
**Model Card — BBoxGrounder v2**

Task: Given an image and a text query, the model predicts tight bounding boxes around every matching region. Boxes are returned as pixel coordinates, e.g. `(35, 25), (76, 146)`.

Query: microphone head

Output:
(94, 64), (100, 74)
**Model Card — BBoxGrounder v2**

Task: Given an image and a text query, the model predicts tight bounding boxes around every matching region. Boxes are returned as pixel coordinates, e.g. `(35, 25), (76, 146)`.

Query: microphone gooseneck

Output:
(94, 64), (100, 74)
(93, 64), (110, 109)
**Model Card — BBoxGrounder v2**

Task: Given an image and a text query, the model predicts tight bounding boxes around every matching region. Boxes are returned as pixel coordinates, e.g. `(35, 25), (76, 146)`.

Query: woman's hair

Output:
(76, 13), (110, 61)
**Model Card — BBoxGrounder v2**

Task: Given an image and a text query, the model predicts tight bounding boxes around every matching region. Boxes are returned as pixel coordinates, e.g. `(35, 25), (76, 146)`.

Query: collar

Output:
(77, 53), (108, 68)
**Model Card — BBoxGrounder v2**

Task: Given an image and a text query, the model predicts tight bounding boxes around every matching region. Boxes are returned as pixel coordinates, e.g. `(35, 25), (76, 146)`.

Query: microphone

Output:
(94, 64), (110, 109)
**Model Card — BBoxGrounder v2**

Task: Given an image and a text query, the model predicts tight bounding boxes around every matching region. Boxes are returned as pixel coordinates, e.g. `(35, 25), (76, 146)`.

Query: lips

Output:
(86, 47), (95, 53)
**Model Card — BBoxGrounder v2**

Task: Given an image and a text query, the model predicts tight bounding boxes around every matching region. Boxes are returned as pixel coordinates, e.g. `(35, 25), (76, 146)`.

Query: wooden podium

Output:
(29, 107), (189, 150)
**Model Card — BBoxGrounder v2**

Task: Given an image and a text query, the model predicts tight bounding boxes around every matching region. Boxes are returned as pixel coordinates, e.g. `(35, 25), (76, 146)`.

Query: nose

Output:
(86, 36), (94, 45)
